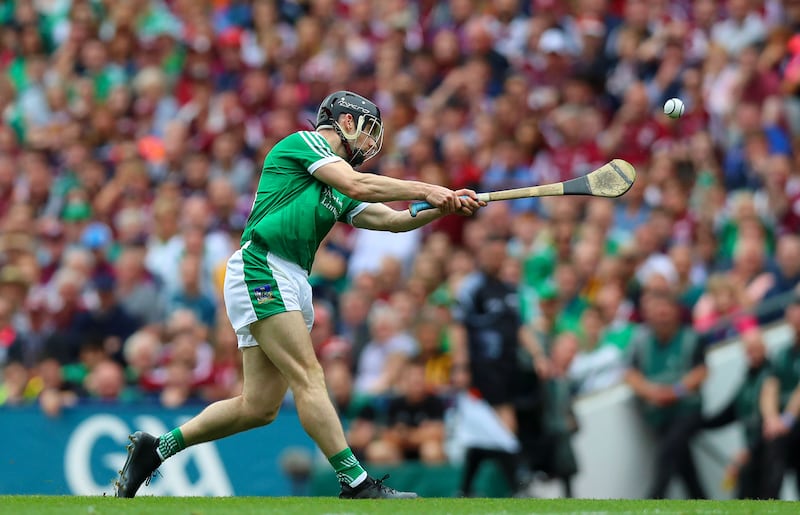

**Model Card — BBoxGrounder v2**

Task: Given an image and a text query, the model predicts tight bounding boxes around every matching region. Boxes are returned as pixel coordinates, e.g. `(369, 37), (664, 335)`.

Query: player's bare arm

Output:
(351, 191), (484, 232)
(314, 159), (463, 213)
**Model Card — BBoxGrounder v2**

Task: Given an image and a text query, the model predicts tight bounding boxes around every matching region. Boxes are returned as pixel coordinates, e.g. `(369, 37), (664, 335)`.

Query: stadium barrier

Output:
(0, 403), (316, 496)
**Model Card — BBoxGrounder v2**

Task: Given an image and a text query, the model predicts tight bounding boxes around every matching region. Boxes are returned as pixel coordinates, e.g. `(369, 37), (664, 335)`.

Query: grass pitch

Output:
(2, 496), (797, 515)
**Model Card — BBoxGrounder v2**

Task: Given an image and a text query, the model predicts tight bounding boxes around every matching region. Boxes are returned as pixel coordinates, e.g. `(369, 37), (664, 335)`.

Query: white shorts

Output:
(223, 241), (314, 349)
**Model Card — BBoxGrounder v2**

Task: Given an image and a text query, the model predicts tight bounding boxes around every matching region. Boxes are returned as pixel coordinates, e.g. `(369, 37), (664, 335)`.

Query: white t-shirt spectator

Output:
(711, 13), (766, 56)
(353, 333), (416, 394)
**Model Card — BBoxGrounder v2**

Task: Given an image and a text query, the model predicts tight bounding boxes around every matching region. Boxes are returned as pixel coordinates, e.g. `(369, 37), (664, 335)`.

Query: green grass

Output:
(1, 496), (797, 515)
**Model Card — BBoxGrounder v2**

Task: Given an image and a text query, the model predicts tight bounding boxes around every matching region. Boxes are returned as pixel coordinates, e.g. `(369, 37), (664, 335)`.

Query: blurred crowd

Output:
(2, 0), (800, 499)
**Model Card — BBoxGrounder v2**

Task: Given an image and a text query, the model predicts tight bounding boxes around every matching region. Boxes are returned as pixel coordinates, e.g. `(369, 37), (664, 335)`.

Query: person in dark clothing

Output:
(761, 235), (800, 323)
(757, 295), (800, 499)
(452, 235), (521, 432)
(367, 359), (446, 464)
(72, 274), (141, 364)
(452, 235), (522, 496)
(702, 328), (772, 499)
(625, 290), (708, 499)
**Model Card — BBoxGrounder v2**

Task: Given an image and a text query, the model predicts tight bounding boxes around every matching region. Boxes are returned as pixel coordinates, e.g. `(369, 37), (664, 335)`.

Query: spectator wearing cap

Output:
(520, 279), (561, 369)
(80, 222), (116, 281)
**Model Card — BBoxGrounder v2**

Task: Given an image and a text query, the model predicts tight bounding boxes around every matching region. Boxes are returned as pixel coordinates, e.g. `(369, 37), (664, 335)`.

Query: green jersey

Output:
(241, 131), (367, 273)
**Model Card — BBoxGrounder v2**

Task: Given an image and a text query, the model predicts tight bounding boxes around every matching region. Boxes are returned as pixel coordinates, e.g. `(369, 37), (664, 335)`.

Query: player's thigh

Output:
(249, 311), (323, 390)
(241, 345), (289, 415)
(224, 246), (314, 344)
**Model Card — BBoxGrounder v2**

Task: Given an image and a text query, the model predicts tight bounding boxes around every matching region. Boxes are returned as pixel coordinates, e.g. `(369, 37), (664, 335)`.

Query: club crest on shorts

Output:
(253, 284), (274, 304)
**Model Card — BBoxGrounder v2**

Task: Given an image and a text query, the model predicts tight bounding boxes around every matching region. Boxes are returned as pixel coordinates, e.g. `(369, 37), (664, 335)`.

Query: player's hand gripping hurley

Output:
(409, 158), (637, 217)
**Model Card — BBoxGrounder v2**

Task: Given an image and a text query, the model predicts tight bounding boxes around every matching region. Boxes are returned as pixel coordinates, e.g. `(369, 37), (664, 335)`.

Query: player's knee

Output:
(241, 397), (281, 427)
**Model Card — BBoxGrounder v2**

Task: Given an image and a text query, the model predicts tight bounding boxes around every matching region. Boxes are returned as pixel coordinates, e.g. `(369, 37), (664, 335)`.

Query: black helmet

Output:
(315, 90), (383, 167)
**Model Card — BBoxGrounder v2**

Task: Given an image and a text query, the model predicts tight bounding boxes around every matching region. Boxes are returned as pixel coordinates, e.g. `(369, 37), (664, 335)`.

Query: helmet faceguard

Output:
(316, 91), (383, 167)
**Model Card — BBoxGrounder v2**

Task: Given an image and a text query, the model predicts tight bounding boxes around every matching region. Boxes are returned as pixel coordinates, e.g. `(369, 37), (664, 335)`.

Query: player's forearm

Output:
(348, 174), (433, 203)
(386, 207), (443, 232)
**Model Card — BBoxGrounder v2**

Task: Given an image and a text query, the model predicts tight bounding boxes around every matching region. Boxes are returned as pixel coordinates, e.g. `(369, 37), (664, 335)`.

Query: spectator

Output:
(710, 0), (766, 57)
(625, 291), (708, 499)
(36, 357), (79, 417)
(353, 304), (416, 396)
(123, 329), (163, 393)
(72, 274), (140, 364)
(412, 309), (453, 394)
(84, 359), (139, 403)
(569, 306), (626, 395)
(166, 253), (217, 328)
(692, 273), (758, 341)
(452, 235), (522, 434)
(535, 331), (580, 497)
(114, 247), (165, 327)
(366, 359), (446, 465)
(758, 294), (800, 499)
(763, 234), (800, 304)
(702, 329), (773, 499)
(338, 288), (372, 373)
(208, 132), (254, 196)
(0, 360), (33, 406)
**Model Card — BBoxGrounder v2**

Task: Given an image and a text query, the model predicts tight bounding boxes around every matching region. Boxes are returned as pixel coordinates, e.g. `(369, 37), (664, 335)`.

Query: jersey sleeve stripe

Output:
(298, 131), (330, 159)
(345, 202), (369, 225)
(308, 155), (341, 174)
